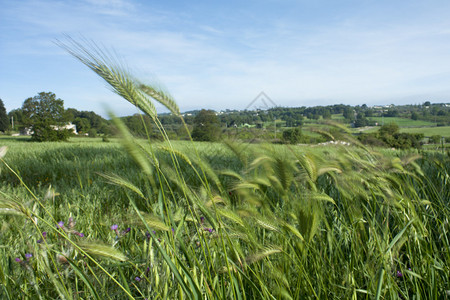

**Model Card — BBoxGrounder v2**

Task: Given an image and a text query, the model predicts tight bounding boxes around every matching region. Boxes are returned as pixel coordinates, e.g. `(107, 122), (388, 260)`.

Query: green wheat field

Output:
(0, 39), (449, 299)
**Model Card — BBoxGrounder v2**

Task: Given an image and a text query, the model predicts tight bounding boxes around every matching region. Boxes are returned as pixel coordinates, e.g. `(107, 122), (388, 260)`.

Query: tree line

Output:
(1, 92), (448, 146)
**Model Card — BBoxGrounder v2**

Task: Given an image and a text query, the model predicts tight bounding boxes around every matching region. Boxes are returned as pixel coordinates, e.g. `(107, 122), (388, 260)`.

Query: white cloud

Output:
(2, 0), (450, 115)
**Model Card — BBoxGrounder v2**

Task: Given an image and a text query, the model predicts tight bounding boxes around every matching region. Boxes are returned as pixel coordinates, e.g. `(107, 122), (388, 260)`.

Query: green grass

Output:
(368, 116), (436, 127)
(1, 135), (449, 299)
(400, 126), (450, 137)
(1, 40), (448, 299)
(331, 114), (345, 120)
(352, 125), (450, 137)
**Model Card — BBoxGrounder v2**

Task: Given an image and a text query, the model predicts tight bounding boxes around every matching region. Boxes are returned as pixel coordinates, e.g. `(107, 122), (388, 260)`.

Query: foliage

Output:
(354, 112), (369, 127)
(192, 109), (221, 141)
(358, 123), (424, 149)
(0, 99), (9, 132)
(66, 108), (110, 134)
(21, 92), (72, 141)
(429, 135), (442, 144)
(120, 114), (157, 138)
(378, 123), (424, 149)
(282, 127), (303, 144)
(73, 117), (91, 133)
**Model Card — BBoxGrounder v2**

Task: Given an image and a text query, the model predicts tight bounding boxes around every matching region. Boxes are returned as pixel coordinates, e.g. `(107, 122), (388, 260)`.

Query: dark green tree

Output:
(8, 109), (23, 131)
(73, 117), (91, 133)
(192, 109), (221, 141)
(354, 113), (369, 128)
(22, 92), (72, 141)
(322, 109), (332, 119)
(379, 122), (399, 136)
(282, 127), (303, 144)
(343, 107), (355, 121)
(0, 99), (9, 132)
(378, 122), (423, 149)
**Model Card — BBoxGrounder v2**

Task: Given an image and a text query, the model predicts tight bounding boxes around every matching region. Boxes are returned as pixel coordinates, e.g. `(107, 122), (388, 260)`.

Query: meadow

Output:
(400, 126), (450, 138)
(1, 40), (449, 299)
(367, 117), (436, 128)
(1, 133), (449, 299)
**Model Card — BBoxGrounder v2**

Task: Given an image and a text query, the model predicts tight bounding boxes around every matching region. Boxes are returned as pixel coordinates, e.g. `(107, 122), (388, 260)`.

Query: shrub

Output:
(282, 127), (303, 144)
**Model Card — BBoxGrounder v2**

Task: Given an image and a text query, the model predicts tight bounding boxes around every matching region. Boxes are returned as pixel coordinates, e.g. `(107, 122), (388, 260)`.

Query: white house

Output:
(22, 123), (78, 135)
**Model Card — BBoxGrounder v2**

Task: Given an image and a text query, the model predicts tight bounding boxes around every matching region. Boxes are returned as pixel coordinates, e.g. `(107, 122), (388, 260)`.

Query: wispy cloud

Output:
(1, 0), (450, 115)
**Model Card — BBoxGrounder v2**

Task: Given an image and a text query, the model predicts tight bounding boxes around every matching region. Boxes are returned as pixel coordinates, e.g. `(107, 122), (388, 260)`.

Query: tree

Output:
(0, 99), (9, 132)
(192, 109), (221, 141)
(282, 127), (303, 144)
(379, 122), (399, 136)
(8, 109), (24, 131)
(343, 107), (355, 121)
(322, 109), (332, 119)
(354, 112), (368, 128)
(73, 117), (91, 133)
(65, 108), (110, 134)
(22, 92), (72, 141)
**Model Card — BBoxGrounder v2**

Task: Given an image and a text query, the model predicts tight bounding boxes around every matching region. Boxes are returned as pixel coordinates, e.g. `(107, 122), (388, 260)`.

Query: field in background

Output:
(367, 117), (436, 127)
(400, 126), (450, 137)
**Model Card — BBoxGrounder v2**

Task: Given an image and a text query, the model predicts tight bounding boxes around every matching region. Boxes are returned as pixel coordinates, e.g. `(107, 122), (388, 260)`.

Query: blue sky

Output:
(1, 0), (450, 117)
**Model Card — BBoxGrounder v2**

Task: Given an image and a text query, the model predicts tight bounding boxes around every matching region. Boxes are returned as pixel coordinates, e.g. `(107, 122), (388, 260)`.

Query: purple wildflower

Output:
(37, 231), (47, 243)
(145, 231), (151, 239)
(57, 221), (64, 228)
(15, 258), (21, 263)
(135, 276), (141, 282)
(203, 227), (214, 233)
(25, 253), (32, 259)
(200, 217), (205, 224)
(171, 228), (175, 233)
(110, 224), (118, 230)
(152, 230), (156, 234)
(122, 227), (131, 235)
(396, 270), (403, 278)
(77, 232), (85, 237)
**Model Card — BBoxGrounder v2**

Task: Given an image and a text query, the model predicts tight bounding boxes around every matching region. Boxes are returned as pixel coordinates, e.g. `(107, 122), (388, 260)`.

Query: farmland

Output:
(367, 117), (436, 127)
(0, 133), (449, 299)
